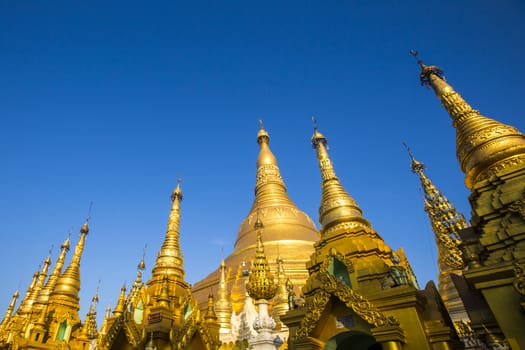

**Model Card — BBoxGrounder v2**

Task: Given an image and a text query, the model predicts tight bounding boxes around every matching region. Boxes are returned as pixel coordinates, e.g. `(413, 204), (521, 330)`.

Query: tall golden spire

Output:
(230, 264), (245, 314)
(204, 293), (218, 323)
(246, 217), (277, 301)
(126, 255), (146, 305)
(50, 220), (90, 306)
(35, 235), (70, 307)
(406, 146), (470, 322)
(19, 255), (51, 314)
(151, 179), (185, 280)
(98, 305), (112, 337)
(0, 290), (19, 332)
(80, 291), (99, 340)
(411, 51), (525, 189)
(214, 258), (232, 333)
(311, 118), (370, 233)
(406, 145), (466, 270)
(253, 120), (289, 201)
(112, 284), (126, 317)
(272, 256), (290, 327)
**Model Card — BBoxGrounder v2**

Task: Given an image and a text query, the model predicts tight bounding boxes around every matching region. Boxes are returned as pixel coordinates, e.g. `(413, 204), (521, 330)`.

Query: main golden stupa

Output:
(0, 55), (524, 350)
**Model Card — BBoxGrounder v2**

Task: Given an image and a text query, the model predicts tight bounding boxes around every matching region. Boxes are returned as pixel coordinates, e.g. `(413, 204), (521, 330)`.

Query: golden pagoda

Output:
(192, 121), (319, 324)
(282, 122), (460, 350)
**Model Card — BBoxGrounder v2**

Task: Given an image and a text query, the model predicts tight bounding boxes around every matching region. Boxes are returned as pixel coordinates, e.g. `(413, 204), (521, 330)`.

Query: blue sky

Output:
(1, 1), (524, 324)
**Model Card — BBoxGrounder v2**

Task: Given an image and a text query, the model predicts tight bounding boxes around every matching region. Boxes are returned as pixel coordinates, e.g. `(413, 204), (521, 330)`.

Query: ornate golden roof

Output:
(413, 51), (525, 189)
(246, 218), (276, 301)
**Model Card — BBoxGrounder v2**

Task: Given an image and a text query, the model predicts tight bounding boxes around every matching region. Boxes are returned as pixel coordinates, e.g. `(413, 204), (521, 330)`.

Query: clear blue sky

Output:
(1, 1), (524, 324)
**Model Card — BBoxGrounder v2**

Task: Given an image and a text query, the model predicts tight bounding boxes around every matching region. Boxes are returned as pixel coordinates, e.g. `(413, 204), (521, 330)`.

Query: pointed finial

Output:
(257, 119), (270, 144)
(171, 178), (183, 201)
(403, 142), (426, 174)
(312, 115), (318, 132)
(80, 202), (93, 234)
(409, 50), (425, 68)
(409, 50), (445, 87)
(311, 117), (328, 149)
(138, 244), (147, 270)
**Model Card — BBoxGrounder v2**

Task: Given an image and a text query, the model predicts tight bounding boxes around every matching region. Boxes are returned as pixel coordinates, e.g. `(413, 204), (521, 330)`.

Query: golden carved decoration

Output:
(513, 262), (525, 297)
(246, 217), (277, 301)
(294, 250), (399, 340)
(407, 146), (466, 270)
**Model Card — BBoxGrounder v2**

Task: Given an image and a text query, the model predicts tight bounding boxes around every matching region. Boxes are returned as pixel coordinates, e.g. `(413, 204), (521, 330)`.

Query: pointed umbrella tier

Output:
(50, 221), (89, 307)
(415, 55), (525, 189)
(151, 180), (185, 281)
(192, 123), (318, 309)
(311, 127), (370, 234)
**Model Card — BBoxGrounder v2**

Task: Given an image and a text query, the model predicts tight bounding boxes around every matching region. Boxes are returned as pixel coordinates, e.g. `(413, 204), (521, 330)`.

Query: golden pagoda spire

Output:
(406, 145), (466, 270)
(80, 291), (99, 340)
(193, 120), (318, 311)
(50, 219), (90, 306)
(311, 117), (370, 233)
(18, 255), (51, 315)
(151, 179), (185, 281)
(127, 253), (146, 305)
(253, 120), (289, 201)
(0, 290), (19, 332)
(156, 274), (170, 309)
(98, 305), (111, 337)
(214, 258), (232, 332)
(205, 293), (218, 323)
(35, 235), (70, 307)
(112, 284), (126, 317)
(246, 217), (277, 301)
(411, 50), (525, 189)
(272, 256), (290, 326)
(230, 264), (245, 314)
(32, 303), (48, 334)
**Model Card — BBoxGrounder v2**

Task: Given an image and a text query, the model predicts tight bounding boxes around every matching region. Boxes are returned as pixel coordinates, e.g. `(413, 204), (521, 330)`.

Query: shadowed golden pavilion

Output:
(0, 55), (524, 349)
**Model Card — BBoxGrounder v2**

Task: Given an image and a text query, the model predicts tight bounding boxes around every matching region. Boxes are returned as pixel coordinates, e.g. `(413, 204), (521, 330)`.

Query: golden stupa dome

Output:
(192, 122), (319, 309)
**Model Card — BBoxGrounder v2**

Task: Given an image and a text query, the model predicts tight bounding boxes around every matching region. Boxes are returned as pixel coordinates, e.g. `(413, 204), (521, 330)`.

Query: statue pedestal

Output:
(250, 299), (276, 350)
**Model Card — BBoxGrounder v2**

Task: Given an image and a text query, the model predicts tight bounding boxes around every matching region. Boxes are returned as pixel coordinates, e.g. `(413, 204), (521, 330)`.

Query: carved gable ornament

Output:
(295, 248), (399, 340)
